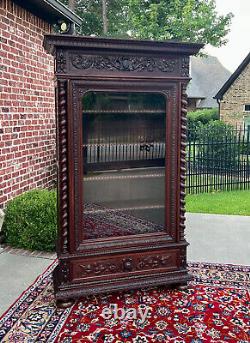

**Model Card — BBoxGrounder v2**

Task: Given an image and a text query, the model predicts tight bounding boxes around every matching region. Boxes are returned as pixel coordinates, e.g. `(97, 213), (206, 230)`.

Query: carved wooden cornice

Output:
(44, 34), (203, 56)
(44, 34), (202, 78)
(55, 52), (190, 77)
(71, 55), (177, 73)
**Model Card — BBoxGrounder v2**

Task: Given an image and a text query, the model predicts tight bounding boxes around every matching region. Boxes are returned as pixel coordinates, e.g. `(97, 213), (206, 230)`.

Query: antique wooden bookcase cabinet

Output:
(44, 35), (202, 305)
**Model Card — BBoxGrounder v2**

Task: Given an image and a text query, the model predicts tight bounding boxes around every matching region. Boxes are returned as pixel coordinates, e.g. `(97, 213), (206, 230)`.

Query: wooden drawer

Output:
(71, 249), (179, 282)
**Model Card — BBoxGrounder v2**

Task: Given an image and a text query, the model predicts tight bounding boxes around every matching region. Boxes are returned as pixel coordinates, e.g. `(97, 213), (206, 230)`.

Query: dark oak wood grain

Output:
(44, 34), (203, 305)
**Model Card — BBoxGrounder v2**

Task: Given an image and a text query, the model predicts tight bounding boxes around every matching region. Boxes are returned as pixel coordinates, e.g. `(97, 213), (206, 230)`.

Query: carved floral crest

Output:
(71, 54), (177, 73)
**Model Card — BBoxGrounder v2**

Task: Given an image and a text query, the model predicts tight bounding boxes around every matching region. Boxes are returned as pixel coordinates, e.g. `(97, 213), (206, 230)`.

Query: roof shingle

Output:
(187, 55), (231, 108)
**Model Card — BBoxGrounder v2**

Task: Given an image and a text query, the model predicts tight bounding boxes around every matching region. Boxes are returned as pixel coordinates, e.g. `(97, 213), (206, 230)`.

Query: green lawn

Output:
(186, 190), (250, 216)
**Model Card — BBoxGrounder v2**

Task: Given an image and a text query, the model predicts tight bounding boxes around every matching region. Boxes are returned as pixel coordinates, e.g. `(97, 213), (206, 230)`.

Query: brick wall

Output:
(0, 0), (56, 208)
(220, 62), (250, 127)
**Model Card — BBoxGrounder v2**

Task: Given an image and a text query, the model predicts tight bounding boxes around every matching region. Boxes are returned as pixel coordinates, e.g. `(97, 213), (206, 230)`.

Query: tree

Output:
(63, 0), (233, 47)
(68, 0), (75, 11)
(61, 0), (128, 37)
(102, 0), (108, 35)
(197, 121), (239, 172)
(127, 0), (233, 46)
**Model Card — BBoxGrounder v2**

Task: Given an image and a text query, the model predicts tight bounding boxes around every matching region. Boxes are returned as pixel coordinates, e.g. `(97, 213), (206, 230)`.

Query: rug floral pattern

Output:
(0, 262), (249, 343)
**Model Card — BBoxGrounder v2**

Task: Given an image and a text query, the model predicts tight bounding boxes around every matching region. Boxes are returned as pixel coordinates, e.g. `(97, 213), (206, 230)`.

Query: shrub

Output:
(187, 108), (219, 128)
(196, 121), (239, 171)
(2, 189), (57, 251)
(240, 141), (250, 155)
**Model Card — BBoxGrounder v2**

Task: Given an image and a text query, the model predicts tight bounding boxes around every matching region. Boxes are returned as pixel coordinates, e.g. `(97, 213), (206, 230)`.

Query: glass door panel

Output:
(82, 92), (166, 239)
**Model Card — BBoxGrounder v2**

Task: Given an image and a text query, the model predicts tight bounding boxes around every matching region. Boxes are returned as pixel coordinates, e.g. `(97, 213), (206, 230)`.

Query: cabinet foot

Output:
(56, 299), (74, 309)
(177, 283), (188, 291)
(169, 282), (189, 291)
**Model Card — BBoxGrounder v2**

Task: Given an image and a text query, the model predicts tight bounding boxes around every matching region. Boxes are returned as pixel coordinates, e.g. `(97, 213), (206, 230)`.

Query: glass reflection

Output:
(82, 92), (166, 239)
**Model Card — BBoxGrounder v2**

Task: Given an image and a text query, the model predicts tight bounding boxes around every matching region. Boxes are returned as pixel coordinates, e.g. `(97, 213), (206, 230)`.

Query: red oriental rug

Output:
(0, 262), (249, 342)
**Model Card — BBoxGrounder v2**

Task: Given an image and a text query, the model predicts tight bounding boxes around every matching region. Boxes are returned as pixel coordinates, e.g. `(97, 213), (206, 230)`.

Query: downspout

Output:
(216, 98), (221, 120)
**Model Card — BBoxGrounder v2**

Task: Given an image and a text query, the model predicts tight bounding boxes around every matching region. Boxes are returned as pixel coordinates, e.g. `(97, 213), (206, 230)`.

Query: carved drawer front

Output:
(71, 249), (179, 282)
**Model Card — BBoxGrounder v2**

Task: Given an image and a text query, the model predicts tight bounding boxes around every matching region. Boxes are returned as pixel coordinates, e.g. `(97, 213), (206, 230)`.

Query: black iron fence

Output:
(84, 124), (250, 194)
(186, 124), (250, 194)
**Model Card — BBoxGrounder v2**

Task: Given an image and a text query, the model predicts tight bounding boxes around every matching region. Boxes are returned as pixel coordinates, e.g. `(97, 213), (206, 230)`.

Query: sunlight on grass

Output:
(186, 190), (250, 216)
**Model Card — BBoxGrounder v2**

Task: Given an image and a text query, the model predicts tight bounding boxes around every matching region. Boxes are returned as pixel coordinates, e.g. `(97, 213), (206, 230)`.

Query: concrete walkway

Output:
(0, 213), (250, 316)
(0, 248), (55, 316)
(186, 213), (250, 265)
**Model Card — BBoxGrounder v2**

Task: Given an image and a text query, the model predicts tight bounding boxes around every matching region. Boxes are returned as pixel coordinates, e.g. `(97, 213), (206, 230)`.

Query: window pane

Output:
(82, 92), (166, 239)
(245, 104), (250, 111)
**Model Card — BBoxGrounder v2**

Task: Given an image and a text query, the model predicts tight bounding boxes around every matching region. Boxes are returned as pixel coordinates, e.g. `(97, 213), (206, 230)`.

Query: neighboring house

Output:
(0, 0), (81, 208)
(214, 52), (250, 128)
(187, 55), (231, 111)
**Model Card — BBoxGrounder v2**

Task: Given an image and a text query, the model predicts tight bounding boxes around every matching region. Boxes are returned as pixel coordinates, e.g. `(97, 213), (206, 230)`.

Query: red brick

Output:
(0, 0), (56, 208)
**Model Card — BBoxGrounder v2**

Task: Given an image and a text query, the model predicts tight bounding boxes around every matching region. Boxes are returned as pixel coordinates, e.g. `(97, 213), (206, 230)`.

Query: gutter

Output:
(13, 0), (82, 26)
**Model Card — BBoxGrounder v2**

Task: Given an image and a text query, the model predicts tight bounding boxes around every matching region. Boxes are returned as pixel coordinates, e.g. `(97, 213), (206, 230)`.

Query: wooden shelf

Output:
(84, 204), (164, 214)
(82, 142), (165, 147)
(83, 172), (164, 181)
(83, 110), (165, 114)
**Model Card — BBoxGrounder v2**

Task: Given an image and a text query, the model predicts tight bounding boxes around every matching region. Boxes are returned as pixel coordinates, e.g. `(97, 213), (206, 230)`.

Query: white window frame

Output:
(243, 104), (250, 112)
